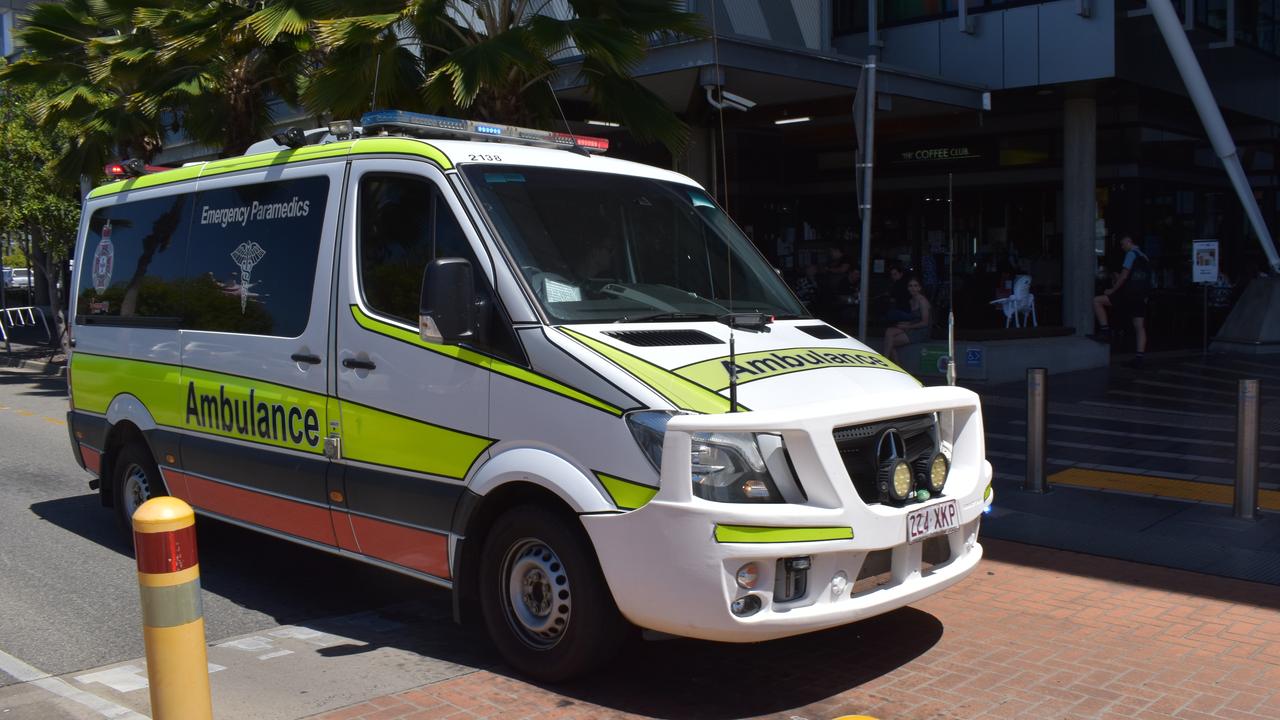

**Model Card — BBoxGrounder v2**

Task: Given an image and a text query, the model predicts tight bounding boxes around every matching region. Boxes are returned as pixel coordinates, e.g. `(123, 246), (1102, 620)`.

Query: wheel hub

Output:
(502, 539), (571, 650)
(122, 464), (151, 518)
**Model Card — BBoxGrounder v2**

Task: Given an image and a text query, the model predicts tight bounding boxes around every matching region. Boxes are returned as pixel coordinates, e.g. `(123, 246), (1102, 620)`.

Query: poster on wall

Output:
(1192, 240), (1219, 284)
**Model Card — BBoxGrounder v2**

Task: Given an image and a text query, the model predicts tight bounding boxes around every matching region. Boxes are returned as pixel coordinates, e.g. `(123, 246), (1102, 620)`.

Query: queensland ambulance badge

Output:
(91, 222), (114, 293)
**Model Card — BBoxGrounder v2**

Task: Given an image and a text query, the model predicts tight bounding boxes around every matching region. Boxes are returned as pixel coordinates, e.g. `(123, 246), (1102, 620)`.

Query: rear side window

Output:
(358, 173), (521, 361)
(183, 176), (329, 337)
(77, 195), (193, 324)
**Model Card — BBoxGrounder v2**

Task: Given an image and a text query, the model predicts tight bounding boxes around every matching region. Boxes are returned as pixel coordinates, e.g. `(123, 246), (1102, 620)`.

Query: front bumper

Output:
(582, 385), (990, 642)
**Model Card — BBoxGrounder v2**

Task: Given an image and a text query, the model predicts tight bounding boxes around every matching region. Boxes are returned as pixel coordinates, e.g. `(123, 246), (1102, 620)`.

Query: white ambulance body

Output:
(66, 112), (991, 681)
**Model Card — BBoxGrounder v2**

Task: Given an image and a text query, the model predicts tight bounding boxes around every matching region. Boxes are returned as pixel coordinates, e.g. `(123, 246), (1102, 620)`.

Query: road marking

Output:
(43, 416), (66, 425)
(1051, 467), (1280, 510)
(0, 647), (148, 719)
(269, 625), (341, 646)
(257, 650), (293, 660)
(75, 666), (148, 693)
(217, 636), (275, 652)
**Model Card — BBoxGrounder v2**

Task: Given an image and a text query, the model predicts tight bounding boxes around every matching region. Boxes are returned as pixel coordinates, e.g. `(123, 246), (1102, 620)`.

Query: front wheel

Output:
(478, 506), (629, 682)
(111, 443), (167, 536)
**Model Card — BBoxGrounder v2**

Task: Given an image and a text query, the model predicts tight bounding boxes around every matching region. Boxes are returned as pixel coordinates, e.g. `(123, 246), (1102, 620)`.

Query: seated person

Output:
(883, 275), (931, 364)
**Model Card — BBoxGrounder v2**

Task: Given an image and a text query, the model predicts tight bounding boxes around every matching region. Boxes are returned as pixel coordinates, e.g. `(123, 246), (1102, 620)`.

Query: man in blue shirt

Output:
(1091, 234), (1152, 368)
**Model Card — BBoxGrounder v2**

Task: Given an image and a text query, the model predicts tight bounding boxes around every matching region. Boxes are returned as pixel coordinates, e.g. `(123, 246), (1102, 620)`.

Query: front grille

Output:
(832, 414), (939, 506)
(602, 329), (722, 346)
(850, 537), (953, 596)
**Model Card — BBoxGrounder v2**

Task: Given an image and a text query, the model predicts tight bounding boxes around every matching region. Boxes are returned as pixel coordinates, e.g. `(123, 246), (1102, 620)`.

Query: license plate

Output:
(907, 499), (959, 543)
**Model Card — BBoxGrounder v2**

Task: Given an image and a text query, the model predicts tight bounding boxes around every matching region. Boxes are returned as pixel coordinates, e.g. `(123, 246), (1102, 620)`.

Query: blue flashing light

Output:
(475, 124), (504, 136)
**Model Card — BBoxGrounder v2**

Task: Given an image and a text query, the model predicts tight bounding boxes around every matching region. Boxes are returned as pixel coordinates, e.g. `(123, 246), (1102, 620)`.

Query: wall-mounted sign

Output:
(1192, 240), (1219, 284)
(896, 146), (981, 163)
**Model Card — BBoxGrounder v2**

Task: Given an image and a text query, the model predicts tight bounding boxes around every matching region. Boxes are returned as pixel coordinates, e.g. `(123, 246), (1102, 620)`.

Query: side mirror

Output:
(419, 257), (476, 344)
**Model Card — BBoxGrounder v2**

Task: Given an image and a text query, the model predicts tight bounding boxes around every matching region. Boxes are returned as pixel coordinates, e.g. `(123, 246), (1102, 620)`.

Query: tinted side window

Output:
(359, 174), (520, 361)
(184, 177), (328, 337)
(77, 195), (192, 324)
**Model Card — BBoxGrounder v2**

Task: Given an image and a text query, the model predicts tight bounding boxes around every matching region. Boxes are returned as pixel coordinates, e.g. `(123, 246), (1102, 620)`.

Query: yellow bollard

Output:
(133, 497), (213, 720)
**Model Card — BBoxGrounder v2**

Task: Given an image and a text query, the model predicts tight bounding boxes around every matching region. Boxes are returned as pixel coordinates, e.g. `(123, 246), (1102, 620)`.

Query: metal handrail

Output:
(0, 306), (52, 343)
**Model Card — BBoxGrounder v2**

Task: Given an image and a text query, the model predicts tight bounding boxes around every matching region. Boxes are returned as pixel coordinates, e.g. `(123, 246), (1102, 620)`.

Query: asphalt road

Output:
(0, 369), (460, 690)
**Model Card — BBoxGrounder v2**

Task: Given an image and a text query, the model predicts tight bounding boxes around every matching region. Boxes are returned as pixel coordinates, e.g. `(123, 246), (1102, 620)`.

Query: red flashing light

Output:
(103, 161), (176, 180)
(571, 135), (610, 152)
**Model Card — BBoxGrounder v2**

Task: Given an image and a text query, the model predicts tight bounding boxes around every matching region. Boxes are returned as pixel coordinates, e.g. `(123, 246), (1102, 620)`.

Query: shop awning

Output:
(552, 35), (988, 113)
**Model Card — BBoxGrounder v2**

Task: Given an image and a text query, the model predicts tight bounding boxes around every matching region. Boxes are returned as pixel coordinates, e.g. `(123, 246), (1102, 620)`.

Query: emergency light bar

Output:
(360, 110), (610, 154)
(104, 160), (175, 179)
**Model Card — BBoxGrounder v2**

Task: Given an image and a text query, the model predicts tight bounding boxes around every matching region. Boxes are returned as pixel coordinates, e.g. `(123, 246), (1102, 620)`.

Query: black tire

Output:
(478, 505), (629, 682)
(111, 442), (167, 536)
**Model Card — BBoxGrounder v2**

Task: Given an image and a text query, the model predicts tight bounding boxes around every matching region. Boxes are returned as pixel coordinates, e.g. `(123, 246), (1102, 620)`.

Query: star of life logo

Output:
(229, 241), (266, 313)
(91, 222), (114, 294)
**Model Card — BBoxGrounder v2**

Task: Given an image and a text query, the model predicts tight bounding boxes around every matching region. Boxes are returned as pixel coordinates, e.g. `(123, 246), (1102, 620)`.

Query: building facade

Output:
(565, 0), (1280, 352)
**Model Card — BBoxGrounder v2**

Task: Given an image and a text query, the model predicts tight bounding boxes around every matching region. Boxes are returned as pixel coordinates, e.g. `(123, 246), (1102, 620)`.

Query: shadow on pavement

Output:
(982, 537), (1280, 610)
(0, 373), (67, 398)
(520, 606), (942, 720)
(29, 494), (496, 672)
(33, 491), (941, 717)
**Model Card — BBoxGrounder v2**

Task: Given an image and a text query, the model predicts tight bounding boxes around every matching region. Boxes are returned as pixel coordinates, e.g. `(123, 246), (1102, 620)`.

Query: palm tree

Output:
(0, 0), (166, 181)
(133, 0), (332, 157)
(305, 0), (704, 153)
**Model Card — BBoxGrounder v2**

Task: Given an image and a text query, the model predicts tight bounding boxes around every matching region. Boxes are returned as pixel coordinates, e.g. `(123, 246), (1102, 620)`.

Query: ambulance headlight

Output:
(625, 411), (676, 473)
(690, 432), (783, 503)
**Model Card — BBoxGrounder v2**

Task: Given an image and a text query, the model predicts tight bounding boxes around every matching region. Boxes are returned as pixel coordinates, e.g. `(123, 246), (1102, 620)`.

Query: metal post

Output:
(133, 497), (214, 719)
(1025, 368), (1049, 493)
(1234, 378), (1260, 520)
(856, 55), (877, 343)
(1148, 0), (1279, 272)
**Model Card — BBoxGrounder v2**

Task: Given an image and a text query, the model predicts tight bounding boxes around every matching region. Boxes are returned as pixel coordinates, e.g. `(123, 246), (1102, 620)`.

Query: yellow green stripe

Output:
(984, 483), (993, 502)
(351, 306), (621, 416)
(675, 346), (908, 391)
(714, 525), (854, 544)
(69, 351), (492, 471)
(88, 137), (453, 199)
(87, 165), (204, 198)
(71, 352), (179, 418)
(596, 472), (657, 510)
(340, 402), (493, 480)
(558, 328), (740, 414)
(197, 142), (355, 180)
(351, 137), (453, 168)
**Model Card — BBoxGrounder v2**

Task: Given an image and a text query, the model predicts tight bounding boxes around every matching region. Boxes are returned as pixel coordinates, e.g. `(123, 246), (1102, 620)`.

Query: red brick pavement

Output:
(310, 539), (1280, 720)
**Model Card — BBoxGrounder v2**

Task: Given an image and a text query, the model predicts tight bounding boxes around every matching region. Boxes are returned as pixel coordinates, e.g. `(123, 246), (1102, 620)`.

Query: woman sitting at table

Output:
(883, 275), (931, 364)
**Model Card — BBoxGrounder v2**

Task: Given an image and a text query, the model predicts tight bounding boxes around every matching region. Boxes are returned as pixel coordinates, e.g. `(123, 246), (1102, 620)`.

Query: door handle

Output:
(342, 358), (376, 371)
(291, 353), (322, 365)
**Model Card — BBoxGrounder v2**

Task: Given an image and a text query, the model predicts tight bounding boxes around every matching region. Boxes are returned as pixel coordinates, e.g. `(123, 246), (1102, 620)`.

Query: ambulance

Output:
(66, 110), (992, 681)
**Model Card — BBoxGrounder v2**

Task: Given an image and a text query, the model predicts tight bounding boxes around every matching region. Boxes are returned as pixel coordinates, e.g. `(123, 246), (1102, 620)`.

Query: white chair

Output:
(990, 275), (1037, 328)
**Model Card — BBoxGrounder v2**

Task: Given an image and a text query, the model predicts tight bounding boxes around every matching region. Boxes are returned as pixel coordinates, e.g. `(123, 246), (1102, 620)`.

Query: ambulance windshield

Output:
(461, 165), (807, 324)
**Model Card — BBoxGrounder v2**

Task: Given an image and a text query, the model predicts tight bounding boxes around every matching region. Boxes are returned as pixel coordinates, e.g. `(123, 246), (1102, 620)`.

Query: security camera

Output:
(704, 86), (756, 112)
(721, 90), (756, 110)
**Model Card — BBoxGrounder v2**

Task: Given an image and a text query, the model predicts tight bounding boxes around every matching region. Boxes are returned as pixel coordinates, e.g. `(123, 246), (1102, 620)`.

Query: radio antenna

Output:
(546, 80), (573, 135)
(370, 53), (382, 112)
(946, 172), (956, 386)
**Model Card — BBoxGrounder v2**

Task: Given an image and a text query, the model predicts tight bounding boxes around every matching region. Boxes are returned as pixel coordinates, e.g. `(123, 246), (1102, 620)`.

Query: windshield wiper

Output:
(614, 311), (721, 323)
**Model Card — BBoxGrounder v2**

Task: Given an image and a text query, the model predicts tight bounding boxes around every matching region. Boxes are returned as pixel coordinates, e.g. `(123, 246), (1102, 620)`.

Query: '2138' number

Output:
(468, 154), (503, 162)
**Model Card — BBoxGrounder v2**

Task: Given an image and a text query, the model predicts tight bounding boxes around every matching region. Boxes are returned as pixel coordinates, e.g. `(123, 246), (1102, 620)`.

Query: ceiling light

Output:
(774, 116), (811, 125)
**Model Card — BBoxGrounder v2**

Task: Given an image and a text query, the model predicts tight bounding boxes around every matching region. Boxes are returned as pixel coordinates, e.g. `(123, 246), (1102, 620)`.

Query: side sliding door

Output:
(170, 163), (344, 547)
